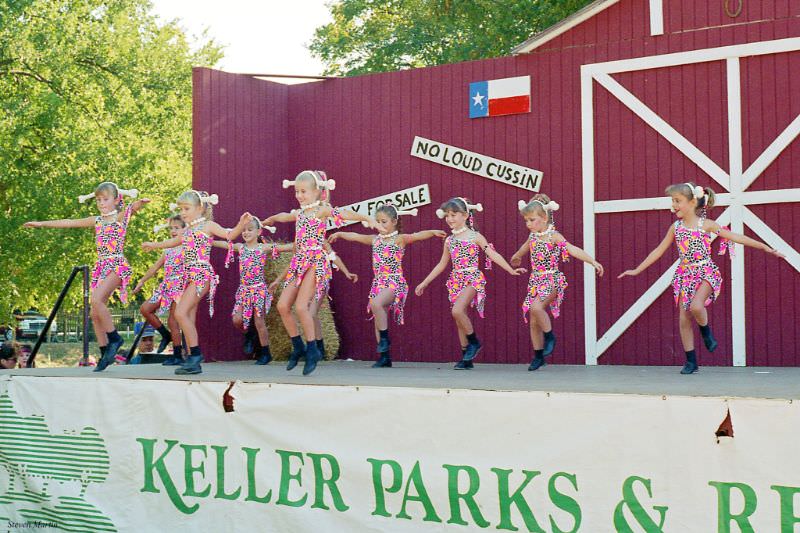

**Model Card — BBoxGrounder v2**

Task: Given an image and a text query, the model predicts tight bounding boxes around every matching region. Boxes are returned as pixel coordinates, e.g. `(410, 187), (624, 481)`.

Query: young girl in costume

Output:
(268, 241), (358, 361)
(133, 215), (186, 364)
(264, 170), (377, 375)
(619, 182), (784, 374)
(510, 195), (604, 371)
(142, 190), (251, 375)
(415, 197), (526, 369)
(214, 217), (293, 365)
(328, 202), (445, 367)
(24, 181), (148, 371)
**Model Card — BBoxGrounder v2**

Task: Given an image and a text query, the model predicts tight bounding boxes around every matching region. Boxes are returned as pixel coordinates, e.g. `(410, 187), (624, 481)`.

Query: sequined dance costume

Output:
(671, 217), (732, 310)
(283, 207), (343, 301)
(182, 222), (219, 316)
(231, 245), (279, 329)
(521, 228), (570, 322)
(367, 235), (409, 325)
(91, 204), (134, 304)
(148, 246), (185, 315)
(445, 233), (492, 318)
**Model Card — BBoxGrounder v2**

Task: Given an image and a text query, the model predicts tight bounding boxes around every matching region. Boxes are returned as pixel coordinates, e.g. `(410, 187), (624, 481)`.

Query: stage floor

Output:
(4, 361), (799, 399)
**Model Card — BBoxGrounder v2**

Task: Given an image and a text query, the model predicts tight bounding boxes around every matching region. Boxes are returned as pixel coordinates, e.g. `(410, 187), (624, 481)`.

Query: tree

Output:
(309, 0), (594, 76)
(0, 0), (222, 320)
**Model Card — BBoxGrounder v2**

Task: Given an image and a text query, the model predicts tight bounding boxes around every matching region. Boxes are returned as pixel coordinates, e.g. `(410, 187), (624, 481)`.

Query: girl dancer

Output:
(328, 203), (445, 367)
(143, 190), (251, 375)
(619, 182), (784, 374)
(215, 217), (292, 365)
(133, 215), (186, 365)
(264, 170), (377, 376)
(268, 242), (358, 361)
(24, 182), (148, 371)
(510, 195), (604, 371)
(415, 197), (525, 369)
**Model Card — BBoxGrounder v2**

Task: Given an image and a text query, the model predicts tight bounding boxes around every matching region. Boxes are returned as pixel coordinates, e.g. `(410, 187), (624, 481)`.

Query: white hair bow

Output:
(283, 170), (336, 191)
(78, 183), (139, 203)
(685, 182), (705, 200)
(361, 205), (418, 226)
(436, 199), (482, 219)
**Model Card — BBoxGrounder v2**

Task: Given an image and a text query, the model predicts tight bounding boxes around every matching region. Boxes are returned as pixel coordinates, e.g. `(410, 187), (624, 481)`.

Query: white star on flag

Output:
(472, 92), (485, 108)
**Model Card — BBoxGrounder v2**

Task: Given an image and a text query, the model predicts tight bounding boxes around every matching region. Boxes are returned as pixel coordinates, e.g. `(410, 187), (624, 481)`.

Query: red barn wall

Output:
(193, 1), (800, 365)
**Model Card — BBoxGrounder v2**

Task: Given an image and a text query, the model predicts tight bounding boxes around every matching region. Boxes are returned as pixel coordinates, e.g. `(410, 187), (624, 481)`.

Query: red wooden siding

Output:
(192, 68), (292, 359)
(193, 0), (800, 365)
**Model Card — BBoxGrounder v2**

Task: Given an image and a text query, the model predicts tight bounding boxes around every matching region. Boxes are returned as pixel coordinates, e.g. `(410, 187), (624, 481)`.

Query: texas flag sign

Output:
(469, 75), (531, 118)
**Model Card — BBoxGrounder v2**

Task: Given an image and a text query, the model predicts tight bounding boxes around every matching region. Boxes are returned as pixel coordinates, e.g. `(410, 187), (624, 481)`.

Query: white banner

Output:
(410, 136), (543, 192)
(1, 375), (799, 532)
(327, 184), (431, 230)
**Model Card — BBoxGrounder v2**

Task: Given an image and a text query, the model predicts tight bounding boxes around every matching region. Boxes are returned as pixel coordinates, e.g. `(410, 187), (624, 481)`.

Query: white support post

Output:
(581, 67), (598, 365)
(649, 0), (664, 36)
(727, 57), (747, 367)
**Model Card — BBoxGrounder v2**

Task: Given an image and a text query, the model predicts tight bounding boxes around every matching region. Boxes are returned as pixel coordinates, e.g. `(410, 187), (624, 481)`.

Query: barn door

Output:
(581, 37), (800, 365)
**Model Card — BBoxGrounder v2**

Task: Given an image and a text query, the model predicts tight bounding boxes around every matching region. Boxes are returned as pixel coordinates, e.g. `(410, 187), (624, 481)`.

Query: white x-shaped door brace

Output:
(581, 37), (800, 365)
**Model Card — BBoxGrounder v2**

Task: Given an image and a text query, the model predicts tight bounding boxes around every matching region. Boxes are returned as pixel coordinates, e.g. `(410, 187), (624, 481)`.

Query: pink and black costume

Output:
(521, 226), (570, 322)
(671, 217), (731, 310)
(367, 235), (409, 325)
(229, 244), (279, 329)
(181, 221), (219, 316)
(147, 246), (185, 315)
(283, 206), (344, 301)
(91, 204), (135, 304)
(445, 231), (493, 318)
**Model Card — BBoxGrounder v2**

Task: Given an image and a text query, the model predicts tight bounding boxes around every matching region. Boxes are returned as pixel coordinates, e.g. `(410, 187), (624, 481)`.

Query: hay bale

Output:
(264, 244), (339, 361)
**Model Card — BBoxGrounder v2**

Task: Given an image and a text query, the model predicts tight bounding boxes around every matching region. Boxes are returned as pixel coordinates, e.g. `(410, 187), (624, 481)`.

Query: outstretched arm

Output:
(269, 263), (291, 292)
(128, 198), (151, 214)
(706, 220), (786, 258)
(266, 243), (295, 254)
(327, 231), (374, 246)
(618, 225), (675, 278)
(142, 236), (181, 251)
(263, 212), (297, 225)
(206, 212), (252, 241)
(212, 240), (238, 250)
(415, 242), (450, 296)
(133, 254), (167, 294)
(476, 233), (526, 276)
(554, 233), (604, 276)
(331, 253), (358, 283)
(23, 216), (95, 229)
(510, 236), (531, 267)
(319, 206), (379, 229)
(403, 229), (447, 246)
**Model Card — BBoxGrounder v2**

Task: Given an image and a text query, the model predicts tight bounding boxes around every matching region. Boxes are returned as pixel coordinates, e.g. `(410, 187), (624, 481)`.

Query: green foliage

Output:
(310, 0), (594, 76)
(0, 0), (222, 321)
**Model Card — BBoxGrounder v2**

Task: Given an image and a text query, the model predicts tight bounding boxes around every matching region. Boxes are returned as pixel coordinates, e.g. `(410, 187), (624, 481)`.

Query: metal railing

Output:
(29, 266), (89, 367)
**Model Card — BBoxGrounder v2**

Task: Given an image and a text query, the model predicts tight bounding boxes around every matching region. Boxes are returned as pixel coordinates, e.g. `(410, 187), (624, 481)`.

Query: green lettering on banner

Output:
(276, 449), (307, 508)
(243, 447), (272, 504)
(211, 445), (241, 501)
(443, 464), (489, 528)
(709, 481), (757, 533)
(397, 461), (442, 523)
(548, 472), (581, 533)
(613, 476), (667, 533)
(181, 444), (211, 498)
(491, 468), (545, 533)
(367, 458), (403, 517)
(136, 438), (198, 514)
(771, 485), (800, 532)
(307, 452), (349, 512)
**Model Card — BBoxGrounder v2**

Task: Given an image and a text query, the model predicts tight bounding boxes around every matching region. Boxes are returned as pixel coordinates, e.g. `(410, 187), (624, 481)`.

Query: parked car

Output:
(15, 313), (57, 341)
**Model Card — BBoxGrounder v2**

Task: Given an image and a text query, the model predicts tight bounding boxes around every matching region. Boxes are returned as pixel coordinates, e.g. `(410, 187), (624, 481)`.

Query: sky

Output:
(149, 0), (332, 81)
